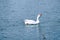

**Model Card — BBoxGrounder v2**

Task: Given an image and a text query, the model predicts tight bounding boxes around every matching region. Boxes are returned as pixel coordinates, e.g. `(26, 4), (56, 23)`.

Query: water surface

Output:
(0, 0), (60, 40)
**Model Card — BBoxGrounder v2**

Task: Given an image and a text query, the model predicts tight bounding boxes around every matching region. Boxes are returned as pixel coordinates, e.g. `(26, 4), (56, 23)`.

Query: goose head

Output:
(37, 14), (42, 18)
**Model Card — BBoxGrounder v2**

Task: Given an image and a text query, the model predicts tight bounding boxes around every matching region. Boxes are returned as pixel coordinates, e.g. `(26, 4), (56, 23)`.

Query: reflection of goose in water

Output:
(25, 24), (39, 27)
(24, 14), (42, 25)
(25, 24), (46, 40)
(24, 24), (40, 40)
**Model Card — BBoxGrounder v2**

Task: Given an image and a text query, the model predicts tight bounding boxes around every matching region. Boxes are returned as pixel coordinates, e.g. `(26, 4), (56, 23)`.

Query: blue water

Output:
(0, 0), (60, 40)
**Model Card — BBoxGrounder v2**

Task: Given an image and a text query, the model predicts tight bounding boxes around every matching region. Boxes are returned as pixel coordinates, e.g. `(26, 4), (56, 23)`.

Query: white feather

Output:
(24, 14), (42, 25)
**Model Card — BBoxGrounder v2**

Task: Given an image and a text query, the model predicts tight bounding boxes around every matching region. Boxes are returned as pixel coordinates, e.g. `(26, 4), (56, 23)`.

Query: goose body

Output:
(24, 14), (42, 25)
(24, 19), (39, 24)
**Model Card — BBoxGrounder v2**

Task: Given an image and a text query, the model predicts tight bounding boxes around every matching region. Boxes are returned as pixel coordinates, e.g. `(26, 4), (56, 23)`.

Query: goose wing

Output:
(24, 19), (35, 23)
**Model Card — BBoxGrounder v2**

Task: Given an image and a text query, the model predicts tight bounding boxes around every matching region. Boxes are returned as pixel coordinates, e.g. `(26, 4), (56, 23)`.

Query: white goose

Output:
(24, 14), (42, 25)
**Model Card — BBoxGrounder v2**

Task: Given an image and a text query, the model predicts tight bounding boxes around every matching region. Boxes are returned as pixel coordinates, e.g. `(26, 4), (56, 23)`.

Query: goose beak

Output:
(40, 14), (42, 16)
